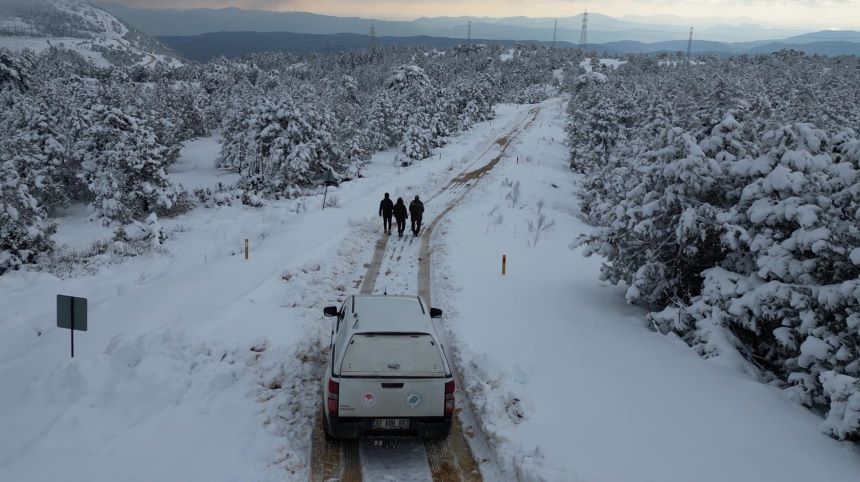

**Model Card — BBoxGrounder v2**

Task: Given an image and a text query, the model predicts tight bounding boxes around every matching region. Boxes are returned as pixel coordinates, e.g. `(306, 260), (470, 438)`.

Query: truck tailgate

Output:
(338, 378), (444, 418)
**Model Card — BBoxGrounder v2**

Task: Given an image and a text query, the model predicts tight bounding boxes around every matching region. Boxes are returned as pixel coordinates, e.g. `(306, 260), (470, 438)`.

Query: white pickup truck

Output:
(321, 295), (454, 439)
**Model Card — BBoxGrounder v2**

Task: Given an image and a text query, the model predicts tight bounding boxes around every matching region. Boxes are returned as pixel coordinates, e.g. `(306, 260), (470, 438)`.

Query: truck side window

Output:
(337, 301), (346, 331)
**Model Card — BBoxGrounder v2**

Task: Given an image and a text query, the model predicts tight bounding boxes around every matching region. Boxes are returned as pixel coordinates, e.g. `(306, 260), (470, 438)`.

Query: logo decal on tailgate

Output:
(405, 392), (422, 408)
(361, 391), (376, 408)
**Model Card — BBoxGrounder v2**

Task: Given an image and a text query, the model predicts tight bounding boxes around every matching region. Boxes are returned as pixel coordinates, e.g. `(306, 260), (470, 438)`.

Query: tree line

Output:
(568, 51), (860, 441)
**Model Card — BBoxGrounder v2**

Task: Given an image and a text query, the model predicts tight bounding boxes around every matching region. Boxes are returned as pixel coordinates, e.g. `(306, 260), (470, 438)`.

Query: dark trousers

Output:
(383, 216), (392, 233)
(396, 217), (407, 235)
(411, 216), (423, 235)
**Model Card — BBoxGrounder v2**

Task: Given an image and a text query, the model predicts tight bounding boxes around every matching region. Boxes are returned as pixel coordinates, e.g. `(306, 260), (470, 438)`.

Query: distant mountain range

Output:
(158, 30), (860, 62)
(3, 2), (858, 67)
(98, 3), (826, 44)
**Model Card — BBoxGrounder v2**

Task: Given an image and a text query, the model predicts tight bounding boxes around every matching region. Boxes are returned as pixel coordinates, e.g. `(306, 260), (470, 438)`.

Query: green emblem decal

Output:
(405, 392), (422, 408)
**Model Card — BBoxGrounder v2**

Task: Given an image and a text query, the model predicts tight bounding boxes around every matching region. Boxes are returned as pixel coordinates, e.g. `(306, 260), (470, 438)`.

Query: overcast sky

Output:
(106, 1), (860, 29)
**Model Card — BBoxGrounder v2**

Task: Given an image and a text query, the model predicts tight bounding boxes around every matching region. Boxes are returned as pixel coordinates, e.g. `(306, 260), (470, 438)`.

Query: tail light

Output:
(444, 380), (455, 416)
(327, 378), (339, 417)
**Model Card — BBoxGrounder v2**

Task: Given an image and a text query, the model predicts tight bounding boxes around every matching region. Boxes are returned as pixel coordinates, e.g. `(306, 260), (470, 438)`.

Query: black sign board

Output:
(320, 168), (340, 210)
(57, 294), (87, 358)
(57, 295), (87, 331)
(321, 167), (340, 187)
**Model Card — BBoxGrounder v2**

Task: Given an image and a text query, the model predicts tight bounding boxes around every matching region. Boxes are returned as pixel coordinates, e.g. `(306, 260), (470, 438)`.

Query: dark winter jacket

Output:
(379, 198), (394, 217)
(409, 199), (425, 219)
(393, 201), (408, 221)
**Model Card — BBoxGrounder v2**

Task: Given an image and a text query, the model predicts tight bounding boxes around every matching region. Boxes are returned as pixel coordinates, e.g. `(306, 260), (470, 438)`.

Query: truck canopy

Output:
(340, 333), (446, 377)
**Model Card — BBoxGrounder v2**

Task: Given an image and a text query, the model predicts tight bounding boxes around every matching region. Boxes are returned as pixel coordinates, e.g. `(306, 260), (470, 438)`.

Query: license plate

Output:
(372, 418), (409, 430)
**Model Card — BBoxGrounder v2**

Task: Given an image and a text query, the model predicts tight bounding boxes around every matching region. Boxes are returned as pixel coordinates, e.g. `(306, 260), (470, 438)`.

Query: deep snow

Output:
(2, 97), (859, 482)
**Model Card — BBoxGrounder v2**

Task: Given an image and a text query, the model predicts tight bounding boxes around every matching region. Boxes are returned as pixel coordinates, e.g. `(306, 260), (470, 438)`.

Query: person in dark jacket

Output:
(409, 195), (425, 236)
(393, 197), (408, 237)
(379, 193), (394, 234)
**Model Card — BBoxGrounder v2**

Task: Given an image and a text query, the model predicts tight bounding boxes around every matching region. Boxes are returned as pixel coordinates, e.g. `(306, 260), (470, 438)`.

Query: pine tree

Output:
(78, 105), (179, 224)
(0, 159), (56, 274)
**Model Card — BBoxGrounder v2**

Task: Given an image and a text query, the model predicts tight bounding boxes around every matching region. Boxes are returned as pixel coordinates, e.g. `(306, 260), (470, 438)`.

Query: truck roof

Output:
(350, 295), (433, 334)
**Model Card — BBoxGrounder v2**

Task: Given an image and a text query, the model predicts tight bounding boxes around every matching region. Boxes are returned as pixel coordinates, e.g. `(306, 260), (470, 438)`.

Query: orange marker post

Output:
(502, 254), (507, 275)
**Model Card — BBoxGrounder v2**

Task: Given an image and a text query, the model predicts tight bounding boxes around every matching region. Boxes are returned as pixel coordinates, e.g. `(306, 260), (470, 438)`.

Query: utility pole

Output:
(552, 18), (557, 48)
(687, 26), (694, 61)
(369, 21), (377, 59)
(467, 21), (472, 44)
(579, 10), (588, 50)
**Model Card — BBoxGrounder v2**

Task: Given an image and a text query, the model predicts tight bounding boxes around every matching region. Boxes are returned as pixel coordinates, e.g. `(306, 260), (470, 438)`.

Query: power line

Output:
(687, 26), (694, 61)
(552, 18), (557, 48)
(467, 20), (472, 44)
(579, 10), (588, 50)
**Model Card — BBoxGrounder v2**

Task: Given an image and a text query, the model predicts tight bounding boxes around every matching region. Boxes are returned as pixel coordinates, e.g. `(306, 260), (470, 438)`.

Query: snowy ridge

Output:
(0, 0), (180, 67)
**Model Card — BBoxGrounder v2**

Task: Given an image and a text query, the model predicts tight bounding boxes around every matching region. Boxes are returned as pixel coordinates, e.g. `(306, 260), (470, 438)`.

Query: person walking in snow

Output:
(393, 197), (408, 237)
(379, 193), (394, 234)
(409, 195), (425, 236)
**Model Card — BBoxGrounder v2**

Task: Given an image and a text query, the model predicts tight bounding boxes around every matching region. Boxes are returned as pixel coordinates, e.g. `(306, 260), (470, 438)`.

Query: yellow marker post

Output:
(244, 239), (249, 260)
(502, 254), (507, 275)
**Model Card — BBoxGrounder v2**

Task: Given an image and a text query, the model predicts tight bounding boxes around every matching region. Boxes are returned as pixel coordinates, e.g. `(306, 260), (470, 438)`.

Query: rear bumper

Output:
(326, 415), (452, 439)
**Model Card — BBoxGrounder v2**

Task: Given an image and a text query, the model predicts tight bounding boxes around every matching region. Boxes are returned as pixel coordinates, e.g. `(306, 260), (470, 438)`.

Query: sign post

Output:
(320, 168), (340, 210)
(57, 295), (87, 358)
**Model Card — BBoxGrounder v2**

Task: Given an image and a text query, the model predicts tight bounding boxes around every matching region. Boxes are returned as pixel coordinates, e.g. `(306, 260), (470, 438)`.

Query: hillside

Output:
(0, 0), (181, 67)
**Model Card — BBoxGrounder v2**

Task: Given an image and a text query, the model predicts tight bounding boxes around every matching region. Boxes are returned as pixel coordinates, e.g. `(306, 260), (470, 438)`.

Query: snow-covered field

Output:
(580, 58), (627, 71)
(0, 36), (111, 67)
(1, 96), (859, 482)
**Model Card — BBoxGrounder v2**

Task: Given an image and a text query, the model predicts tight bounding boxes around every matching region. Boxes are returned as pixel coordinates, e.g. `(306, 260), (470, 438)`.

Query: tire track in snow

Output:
(307, 103), (543, 482)
(418, 105), (543, 482)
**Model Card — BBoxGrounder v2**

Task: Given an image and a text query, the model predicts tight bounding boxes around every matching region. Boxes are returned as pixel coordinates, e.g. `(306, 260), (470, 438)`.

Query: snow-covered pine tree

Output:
(385, 64), (440, 161)
(222, 90), (344, 196)
(78, 105), (180, 224)
(0, 48), (31, 92)
(0, 92), (69, 211)
(0, 158), (56, 274)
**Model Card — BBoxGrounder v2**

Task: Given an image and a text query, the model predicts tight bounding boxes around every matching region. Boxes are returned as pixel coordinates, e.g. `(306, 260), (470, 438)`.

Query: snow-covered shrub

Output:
(241, 191), (266, 208)
(194, 184), (242, 208)
(324, 194), (339, 209)
(527, 199), (555, 247)
(569, 52), (860, 439)
(505, 179), (521, 208)
(820, 372), (860, 441)
(511, 83), (551, 105)
(155, 185), (195, 218)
